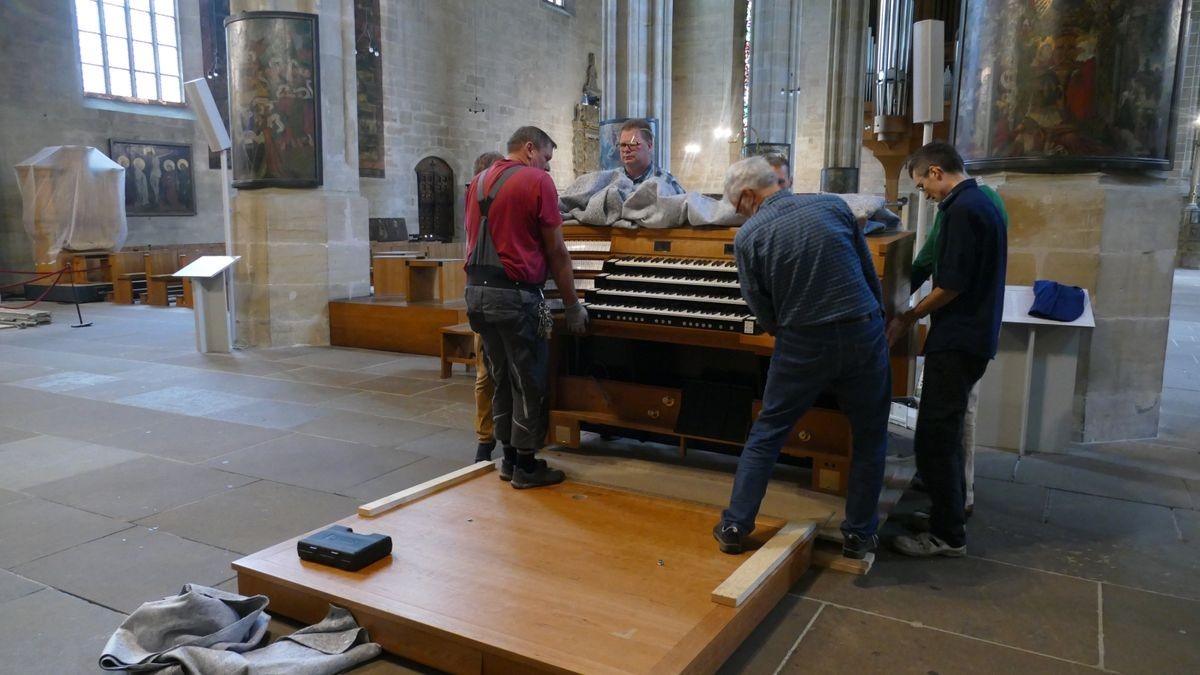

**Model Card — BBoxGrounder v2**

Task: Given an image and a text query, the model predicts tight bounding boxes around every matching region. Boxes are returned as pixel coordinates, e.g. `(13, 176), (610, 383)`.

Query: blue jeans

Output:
(721, 313), (891, 539)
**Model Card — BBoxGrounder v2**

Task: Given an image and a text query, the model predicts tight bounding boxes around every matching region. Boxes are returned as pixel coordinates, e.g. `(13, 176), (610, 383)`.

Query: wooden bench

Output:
(144, 250), (185, 306)
(109, 250), (148, 304)
(439, 323), (475, 378)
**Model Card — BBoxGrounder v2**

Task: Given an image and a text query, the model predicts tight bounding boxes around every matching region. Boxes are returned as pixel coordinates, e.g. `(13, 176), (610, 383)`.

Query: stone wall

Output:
(363, 0), (601, 242)
(0, 0), (225, 284)
(668, 0), (746, 195)
(986, 174), (1180, 442)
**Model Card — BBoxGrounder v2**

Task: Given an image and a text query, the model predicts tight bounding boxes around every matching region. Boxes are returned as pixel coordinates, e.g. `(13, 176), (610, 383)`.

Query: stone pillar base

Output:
(232, 190), (369, 348)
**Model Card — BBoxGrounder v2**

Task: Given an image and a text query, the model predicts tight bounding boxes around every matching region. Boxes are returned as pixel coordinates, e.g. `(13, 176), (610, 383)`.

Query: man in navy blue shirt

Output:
(713, 156), (891, 561)
(887, 142), (1007, 557)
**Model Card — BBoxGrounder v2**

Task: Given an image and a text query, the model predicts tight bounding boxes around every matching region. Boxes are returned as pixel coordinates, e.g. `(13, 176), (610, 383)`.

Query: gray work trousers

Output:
(465, 285), (548, 450)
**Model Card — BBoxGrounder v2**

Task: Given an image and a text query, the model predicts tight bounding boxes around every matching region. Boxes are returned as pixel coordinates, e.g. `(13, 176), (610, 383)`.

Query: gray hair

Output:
(723, 156), (779, 204)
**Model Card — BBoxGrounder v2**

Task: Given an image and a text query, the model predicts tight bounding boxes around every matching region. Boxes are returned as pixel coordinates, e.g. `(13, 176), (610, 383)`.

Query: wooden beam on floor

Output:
(812, 539), (874, 575)
(358, 461), (494, 517)
(711, 521), (815, 608)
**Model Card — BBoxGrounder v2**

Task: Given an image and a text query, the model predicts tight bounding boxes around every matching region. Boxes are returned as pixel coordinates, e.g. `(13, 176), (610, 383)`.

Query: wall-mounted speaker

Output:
(184, 78), (232, 152)
(912, 20), (945, 125)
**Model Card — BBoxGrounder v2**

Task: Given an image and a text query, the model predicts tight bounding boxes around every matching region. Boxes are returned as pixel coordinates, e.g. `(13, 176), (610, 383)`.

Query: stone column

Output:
(820, 0), (868, 193)
(790, 0), (833, 193)
(747, 0), (800, 150)
(987, 174), (1180, 442)
(228, 0), (369, 347)
(603, 0), (673, 166)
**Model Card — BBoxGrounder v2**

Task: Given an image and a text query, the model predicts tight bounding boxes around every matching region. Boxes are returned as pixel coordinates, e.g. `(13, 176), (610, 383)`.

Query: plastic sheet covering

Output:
(14, 145), (127, 264)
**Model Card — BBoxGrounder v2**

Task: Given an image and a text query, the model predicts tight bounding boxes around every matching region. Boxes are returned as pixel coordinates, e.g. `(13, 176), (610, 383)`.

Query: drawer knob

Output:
(797, 430), (812, 442)
(647, 409), (661, 420)
(662, 396), (676, 407)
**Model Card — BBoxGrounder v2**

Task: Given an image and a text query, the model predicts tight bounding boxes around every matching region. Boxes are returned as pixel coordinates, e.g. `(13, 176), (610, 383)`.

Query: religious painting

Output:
(954, 0), (1186, 171)
(225, 11), (321, 189)
(108, 140), (196, 216)
(743, 143), (790, 162)
(355, 0), (385, 178)
(600, 117), (659, 171)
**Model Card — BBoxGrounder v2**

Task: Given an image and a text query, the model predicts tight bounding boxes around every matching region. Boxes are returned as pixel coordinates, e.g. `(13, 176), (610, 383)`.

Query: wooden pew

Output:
(144, 250), (184, 306)
(109, 250), (148, 304)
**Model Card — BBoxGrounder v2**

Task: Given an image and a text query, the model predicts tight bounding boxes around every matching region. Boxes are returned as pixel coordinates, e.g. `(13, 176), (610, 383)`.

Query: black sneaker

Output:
(510, 462), (565, 489)
(712, 523), (745, 554)
(499, 458), (547, 481)
(842, 533), (879, 560)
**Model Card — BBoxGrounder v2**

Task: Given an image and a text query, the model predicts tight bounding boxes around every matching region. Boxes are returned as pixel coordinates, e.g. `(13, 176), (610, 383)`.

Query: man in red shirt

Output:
(464, 126), (588, 489)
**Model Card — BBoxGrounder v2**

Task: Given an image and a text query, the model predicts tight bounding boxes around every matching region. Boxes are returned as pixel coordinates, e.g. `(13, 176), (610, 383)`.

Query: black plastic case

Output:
(297, 525), (392, 571)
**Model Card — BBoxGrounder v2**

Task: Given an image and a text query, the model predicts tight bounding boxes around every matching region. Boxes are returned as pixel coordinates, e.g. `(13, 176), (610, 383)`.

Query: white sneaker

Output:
(893, 532), (966, 558)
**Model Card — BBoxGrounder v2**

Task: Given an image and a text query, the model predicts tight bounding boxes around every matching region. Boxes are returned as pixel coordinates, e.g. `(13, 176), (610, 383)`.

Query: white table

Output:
(975, 284), (1095, 455)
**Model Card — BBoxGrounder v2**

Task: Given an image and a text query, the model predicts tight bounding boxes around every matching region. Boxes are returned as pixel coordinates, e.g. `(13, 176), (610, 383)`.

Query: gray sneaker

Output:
(510, 461), (565, 489)
(893, 532), (966, 558)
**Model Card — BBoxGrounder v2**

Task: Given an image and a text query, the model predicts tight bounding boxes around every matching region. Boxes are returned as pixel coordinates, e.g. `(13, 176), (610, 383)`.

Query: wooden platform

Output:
(234, 466), (814, 675)
(329, 296), (467, 356)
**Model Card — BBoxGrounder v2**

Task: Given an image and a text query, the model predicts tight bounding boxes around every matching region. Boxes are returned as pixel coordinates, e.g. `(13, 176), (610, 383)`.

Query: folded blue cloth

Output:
(1029, 279), (1085, 322)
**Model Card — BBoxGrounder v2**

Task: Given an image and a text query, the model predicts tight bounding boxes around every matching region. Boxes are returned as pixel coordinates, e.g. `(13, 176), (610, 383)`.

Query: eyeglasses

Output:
(618, 141), (643, 151)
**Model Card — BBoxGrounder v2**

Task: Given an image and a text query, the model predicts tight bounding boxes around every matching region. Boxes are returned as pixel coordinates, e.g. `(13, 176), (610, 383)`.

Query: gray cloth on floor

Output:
(559, 169), (743, 228)
(99, 584), (381, 675)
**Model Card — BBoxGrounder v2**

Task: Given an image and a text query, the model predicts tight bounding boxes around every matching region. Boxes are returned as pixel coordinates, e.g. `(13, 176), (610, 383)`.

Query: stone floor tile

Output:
(273, 347), (402, 371)
(351, 375), (448, 397)
(1063, 440), (1200, 482)
(116, 385), (259, 416)
(777, 604), (1100, 674)
(0, 384), (77, 417)
(354, 354), (446, 381)
(0, 488), (23, 507)
(0, 588), (126, 675)
(262, 365), (382, 388)
(8, 398), (191, 441)
(1160, 385), (1200, 419)
(0, 362), (58, 383)
(8, 370), (121, 393)
(717, 594), (820, 674)
(12, 526), (238, 614)
(0, 345), (145, 374)
(974, 446), (1020, 480)
(417, 383), (476, 405)
(795, 551), (1099, 663)
(206, 433), (425, 493)
(201, 399), (336, 430)
(94, 416), (287, 463)
(344, 456), (473, 500)
(137, 480), (359, 554)
(0, 435), (143, 491)
(395, 427), (481, 463)
(241, 345), (332, 362)
(292, 409), (445, 448)
(155, 351), (307, 375)
(409, 402), (476, 431)
(0, 424), (36, 446)
(971, 484), (1200, 600)
(0, 498), (131, 568)
(26, 456), (255, 520)
(316, 390), (454, 421)
(1014, 452), (1192, 508)
(185, 373), (357, 406)
(1102, 583), (1200, 675)
(0, 569), (43, 604)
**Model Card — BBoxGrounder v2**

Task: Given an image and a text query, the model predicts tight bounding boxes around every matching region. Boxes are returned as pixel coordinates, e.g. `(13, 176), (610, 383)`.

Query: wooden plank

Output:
(812, 542), (874, 575)
(711, 521), (815, 608)
(358, 461), (494, 517)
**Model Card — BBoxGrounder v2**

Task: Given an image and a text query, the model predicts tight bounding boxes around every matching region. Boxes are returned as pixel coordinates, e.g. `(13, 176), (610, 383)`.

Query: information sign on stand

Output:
(175, 256), (240, 353)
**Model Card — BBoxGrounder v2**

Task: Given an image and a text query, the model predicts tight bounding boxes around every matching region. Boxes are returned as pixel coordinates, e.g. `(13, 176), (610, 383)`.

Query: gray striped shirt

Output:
(734, 191), (883, 333)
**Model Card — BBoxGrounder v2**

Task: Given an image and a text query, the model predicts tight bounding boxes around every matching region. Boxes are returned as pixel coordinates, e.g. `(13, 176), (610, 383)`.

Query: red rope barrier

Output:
(0, 265), (69, 310)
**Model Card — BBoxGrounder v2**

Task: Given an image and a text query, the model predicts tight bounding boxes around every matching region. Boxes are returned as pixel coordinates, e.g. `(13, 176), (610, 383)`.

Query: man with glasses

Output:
(713, 156), (890, 561)
(464, 127), (589, 489)
(617, 118), (685, 195)
(886, 141), (1007, 558)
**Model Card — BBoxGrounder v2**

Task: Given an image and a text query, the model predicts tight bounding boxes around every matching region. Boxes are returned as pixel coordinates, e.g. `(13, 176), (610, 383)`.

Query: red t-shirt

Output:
(464, 159), (563, 285)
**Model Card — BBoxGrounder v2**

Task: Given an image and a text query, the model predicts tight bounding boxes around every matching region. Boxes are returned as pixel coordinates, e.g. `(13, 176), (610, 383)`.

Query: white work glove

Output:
(564, 301), (589, 334)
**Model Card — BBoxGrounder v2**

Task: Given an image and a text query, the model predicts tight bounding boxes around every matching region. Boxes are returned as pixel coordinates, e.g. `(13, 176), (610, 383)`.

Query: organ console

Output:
(548, 225), (915, 496)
